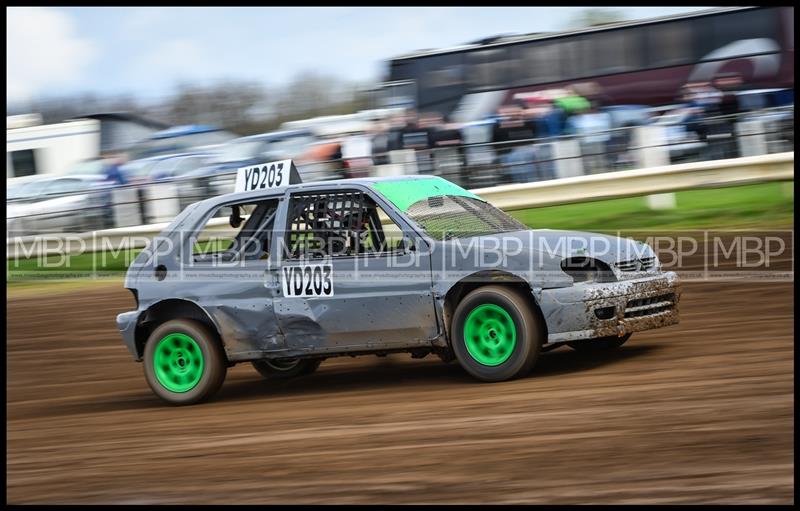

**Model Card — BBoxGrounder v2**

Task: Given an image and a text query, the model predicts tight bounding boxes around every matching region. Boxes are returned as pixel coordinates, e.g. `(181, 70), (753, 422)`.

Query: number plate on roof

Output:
(235, 159), (300, 193)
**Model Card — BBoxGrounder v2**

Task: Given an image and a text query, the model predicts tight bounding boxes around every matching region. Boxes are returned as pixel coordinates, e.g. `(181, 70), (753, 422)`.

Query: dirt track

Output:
(6, 276), (794, 504)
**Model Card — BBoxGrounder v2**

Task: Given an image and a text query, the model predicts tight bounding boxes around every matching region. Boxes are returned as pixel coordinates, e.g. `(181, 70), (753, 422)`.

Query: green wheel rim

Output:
(153, 333), (204, 393)
(464, 304), (517, 366)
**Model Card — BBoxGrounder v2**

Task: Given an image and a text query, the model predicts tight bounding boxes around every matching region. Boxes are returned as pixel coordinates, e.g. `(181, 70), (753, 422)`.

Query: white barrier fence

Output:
(6, 151), (794, 259)
(472, 151), (794, 211)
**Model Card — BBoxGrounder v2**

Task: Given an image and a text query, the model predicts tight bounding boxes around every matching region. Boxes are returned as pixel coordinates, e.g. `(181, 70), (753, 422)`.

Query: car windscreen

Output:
(66, 160), (105, 176)
(372, 177), (526, 239)
(41, 178), (90, 196)
(267, 135), (316, 157)
(404, 195), (528, 240)
(215, 140), (264, 163)
(8, 181), (40, 200)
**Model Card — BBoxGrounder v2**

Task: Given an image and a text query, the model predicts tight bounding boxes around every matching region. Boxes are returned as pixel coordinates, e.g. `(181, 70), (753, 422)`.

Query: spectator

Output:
(713, 74), (743, 117)
(703, 73), (742, 160)
(566, 101), (612, 174)
(400, 111), (432, 150)
(553, 86), (591, 117)
(102, 152), (128, 186)
(492, 106), (538, 183)
(492, 105), (536, 145)
(429, 114), (463, 182)
(370, 121), (390, 165)
(385, 114), (407, 153)
(400, 111), (436, 175)
(520, 92), (561, 139)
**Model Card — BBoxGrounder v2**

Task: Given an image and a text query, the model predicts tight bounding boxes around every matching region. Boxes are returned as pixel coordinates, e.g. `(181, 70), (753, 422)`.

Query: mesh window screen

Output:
(405, 196), (527, 240)
(287, 191), (385, 259)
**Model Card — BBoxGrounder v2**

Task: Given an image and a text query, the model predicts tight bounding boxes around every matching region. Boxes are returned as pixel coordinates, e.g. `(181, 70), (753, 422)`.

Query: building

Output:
(6, 115), (100, 178)
(6, 112), (170, 179)
(77, 112), (169, 154)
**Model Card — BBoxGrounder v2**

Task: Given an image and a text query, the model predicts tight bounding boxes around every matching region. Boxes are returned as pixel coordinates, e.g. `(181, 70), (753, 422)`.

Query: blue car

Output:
(179, 129), (318, 200)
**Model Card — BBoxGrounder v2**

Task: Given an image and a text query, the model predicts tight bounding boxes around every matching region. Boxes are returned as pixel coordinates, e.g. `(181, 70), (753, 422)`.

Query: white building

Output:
(6, 115), (101, 179)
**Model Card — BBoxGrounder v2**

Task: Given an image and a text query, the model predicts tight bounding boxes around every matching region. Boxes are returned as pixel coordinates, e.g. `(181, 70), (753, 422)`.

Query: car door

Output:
(273, 186), (438, 352)
(186, 195), (288, 360)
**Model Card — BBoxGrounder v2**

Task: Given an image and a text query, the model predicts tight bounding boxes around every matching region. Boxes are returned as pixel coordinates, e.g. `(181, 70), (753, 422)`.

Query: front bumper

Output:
(539, 271), (681, 343)
(116, 311), (142, 360)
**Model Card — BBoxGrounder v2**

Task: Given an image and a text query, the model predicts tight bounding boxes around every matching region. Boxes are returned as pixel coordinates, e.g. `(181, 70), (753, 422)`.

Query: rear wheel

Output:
(568, 334), (631, 352)
(143, 319), (227, 405)
(451, 286), (543, 382)
(251, 358), (322, 380)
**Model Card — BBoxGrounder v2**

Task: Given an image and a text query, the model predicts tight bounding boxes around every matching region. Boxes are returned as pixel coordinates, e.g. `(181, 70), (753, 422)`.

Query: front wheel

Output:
(568, 334), (631, 352)
(251, 358), (322, 380)
(143, 319), (227, 405)
(451, 286), (543, 382)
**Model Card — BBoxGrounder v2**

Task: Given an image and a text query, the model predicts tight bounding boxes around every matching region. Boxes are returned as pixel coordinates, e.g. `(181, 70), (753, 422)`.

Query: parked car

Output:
(149, 152), (216, 182)
(117, 168), (681, 405)
(129, 124), (237, 160)
(120, 154), (177, 184)
(7, 174), (113, 236)
(653, 106), (708, 163)
(179, 129), (320, 203)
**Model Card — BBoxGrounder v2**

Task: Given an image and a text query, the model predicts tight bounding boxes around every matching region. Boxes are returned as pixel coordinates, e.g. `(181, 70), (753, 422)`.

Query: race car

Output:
(117, 160), (681, 405)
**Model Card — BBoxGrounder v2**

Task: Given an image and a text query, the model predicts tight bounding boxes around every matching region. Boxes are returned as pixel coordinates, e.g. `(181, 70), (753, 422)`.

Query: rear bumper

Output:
(539, 271), (681, 343)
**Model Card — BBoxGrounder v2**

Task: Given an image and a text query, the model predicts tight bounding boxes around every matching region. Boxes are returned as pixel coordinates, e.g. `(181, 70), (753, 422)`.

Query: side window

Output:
(192, 199), (279, 263)
(585, 29), (643, 76)
(515, 41), (561, 86)
(10, 149), (38, 178)
(152, 158), (178, 177)
(42, 178), (84, 196)
(646, 21), (693, 68)
(285, 190), (406, 260)
(174, 157), (203, 176)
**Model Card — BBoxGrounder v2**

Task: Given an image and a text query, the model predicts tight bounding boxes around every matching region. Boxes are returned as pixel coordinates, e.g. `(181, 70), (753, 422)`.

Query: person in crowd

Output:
(102, 152), (128, 186)
(677, 83), (711, 144)
(399, 110), (431, 150)
(492, 105), (538, 183)
(566, 100), (612, 175)
(428, 113), (463, 182)
(702, 73), (743, 159)
(519, 97), (558, 180)
(712, 73), (743, 117)
(384, 113), (407, 154)
(400, 110), (436, 175)
(370, 121), (390, 166)
(521, 92), (560, 139)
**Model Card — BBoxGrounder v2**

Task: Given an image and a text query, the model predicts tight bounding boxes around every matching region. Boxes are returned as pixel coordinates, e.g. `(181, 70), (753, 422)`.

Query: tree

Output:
(567, 8), (626, 29)
(8, 72), (377, 137)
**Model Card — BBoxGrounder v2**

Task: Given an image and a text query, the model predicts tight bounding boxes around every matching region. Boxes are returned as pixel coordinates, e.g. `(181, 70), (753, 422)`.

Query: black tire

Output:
(251, 358), (322, 380)
(450, 285), (543, 382)
(143, 319), (227, 406)
(568, 334), (631, 352)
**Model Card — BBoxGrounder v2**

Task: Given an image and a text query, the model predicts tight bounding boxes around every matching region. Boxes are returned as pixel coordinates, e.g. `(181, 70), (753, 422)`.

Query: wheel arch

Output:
(134, 298), (224, 360)
(441, 270), (546, 348)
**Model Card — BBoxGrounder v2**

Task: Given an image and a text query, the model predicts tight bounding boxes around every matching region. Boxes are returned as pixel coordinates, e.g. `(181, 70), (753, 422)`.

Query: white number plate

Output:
(235, 159), (292, 192)
(281, 264), (334, 297)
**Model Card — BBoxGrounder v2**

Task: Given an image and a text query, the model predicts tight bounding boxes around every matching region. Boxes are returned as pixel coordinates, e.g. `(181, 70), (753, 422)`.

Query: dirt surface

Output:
(7, 276), (794, 503)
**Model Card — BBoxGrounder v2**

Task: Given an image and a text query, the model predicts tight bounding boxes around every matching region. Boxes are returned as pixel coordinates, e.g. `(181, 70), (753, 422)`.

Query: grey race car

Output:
(117, 165), (680, 405)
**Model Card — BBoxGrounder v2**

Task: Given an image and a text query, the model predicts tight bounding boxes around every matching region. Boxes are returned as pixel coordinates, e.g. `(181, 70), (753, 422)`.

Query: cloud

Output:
(6, 7), (99, 104)
(129, 38), (209, 87)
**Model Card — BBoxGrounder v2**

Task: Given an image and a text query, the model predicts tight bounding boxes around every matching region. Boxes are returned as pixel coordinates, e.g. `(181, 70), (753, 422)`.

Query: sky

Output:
(7, 6), (712, 107)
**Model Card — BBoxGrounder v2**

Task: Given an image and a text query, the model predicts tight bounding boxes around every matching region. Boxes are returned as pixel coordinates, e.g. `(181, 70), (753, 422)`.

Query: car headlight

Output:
(561, 257), (616, 284)
(651, 253), (662, 272)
